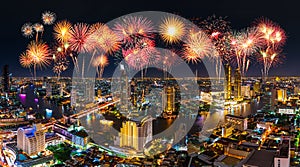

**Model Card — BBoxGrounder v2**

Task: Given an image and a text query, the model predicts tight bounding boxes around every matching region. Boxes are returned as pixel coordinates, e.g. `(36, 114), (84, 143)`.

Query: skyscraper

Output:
(2, 65), (10, 93)
(119, 64), (129, 112)
(234, 68), (242, 101)
(163, 86), (175, 114)
(119, 116), (152, 151)
(225, 64), (232, 100)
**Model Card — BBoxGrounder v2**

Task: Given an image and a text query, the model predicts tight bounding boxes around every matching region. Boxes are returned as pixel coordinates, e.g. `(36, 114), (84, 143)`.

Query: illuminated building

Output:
(274, 138), (290, 167)
(17, 123), (45, 156)
(119, 64), (129, 112)
(119, 116), (152, 151)
(241, 85), (251, 98)
(253, 80), (261, 94)
(225, 114), (247, 131)
(221, 125), (234, 137)
(234, 68), (242, 101)
(225, 64), (232, 100)
(130, 79), (137, 106)
(277, 88), (287, 104)
(163, 86), (175, 114)
(97, 89), (102, 97)
(69, 126), (89, 147)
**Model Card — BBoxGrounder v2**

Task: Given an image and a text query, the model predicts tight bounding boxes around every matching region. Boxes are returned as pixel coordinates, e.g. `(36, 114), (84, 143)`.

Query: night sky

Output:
(0, 0), (299, 77)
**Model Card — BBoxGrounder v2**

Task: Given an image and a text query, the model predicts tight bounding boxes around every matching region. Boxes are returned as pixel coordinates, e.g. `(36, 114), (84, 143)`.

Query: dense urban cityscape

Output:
(1, 1), (299, 167)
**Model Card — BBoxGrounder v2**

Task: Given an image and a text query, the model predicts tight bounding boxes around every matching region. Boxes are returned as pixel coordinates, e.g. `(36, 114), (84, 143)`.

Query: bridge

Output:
(71, 99), (120, 119)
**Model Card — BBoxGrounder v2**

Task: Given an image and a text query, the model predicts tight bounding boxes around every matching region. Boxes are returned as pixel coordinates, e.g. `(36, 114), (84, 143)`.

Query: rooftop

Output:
(244, 150), (275, 167)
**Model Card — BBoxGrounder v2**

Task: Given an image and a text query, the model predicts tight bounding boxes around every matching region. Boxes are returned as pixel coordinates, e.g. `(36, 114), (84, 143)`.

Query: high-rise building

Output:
(225, 64), (232, 100)
(253, 80), (261, 94)
(119, 64), (129, 112)
(119, 116), (152, 151)
(2, 65), (10, 93)
(130, 79), (137, 106)
(163, 86), (175, 114)
(234, 68), (242, 101)
(277, 88), (287, 104)
(17, 123), (45, 156)
(241, 85), (251, 98)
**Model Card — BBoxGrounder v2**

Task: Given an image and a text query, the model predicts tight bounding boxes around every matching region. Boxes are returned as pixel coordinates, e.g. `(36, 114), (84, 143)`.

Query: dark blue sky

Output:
(0, 0), (299, 77)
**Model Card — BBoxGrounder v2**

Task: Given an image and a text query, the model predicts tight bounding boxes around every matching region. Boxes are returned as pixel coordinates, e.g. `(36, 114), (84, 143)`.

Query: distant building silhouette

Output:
(2, 65), (10, 93)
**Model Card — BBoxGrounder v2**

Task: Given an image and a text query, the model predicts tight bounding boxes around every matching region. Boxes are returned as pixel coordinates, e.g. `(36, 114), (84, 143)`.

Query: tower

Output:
(225, 64), (232, 100)
(234, 68), (242, 101)
(163, 86), (175, 114)
(119, 64), (129, 112)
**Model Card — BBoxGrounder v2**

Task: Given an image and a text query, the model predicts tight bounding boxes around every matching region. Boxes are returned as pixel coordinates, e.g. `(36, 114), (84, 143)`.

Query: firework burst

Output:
(159, 16), (186, 44)
(26, 41), (51, 68)
(33, 23), (44, 33)
(53, 58), (69, 78)
(254, 18), (286, 78)
(22, 41), (51, 79)
(92, 55), (109, 78)
(19, 52), (32, 68)
(183, 30), (214, 63)
(21, 23), (34, 38)
(68, 23), (91, 53)
(198, 15), (233, 61)
(230, 27), (264, 76)
(87, 24), (120, 54)
(114, 16), (154, 41)
(53, 20), (72, 43)
(42, 11), (56, 25)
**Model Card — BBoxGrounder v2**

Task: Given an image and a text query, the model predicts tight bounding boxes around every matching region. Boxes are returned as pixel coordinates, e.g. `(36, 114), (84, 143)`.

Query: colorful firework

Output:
(23, 41), (51, 79)
(26, 41), (51, 68)
(87, 24), (120, 54)
(230, 27), (264, 76)
(114, 16), (154, 41)
(198, 15), (233, 61)
(159, 16), (186, 44)
(42, 11), (56, 25)
(122, 48), (149, 70)
(53, 58), (69, 78)
(33, 23), (44, 33)
(53, 20), (72, 43)
(21, 23), (34, 38)
(68, 23), (91, 53)
(19, 52), (32, 68)
(33, 23), (44, 41)
(183, 30), (213, 63)
(256, 18), (286, 47)
(92, 55), (109, 78)
(255, 18), (286, 78)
